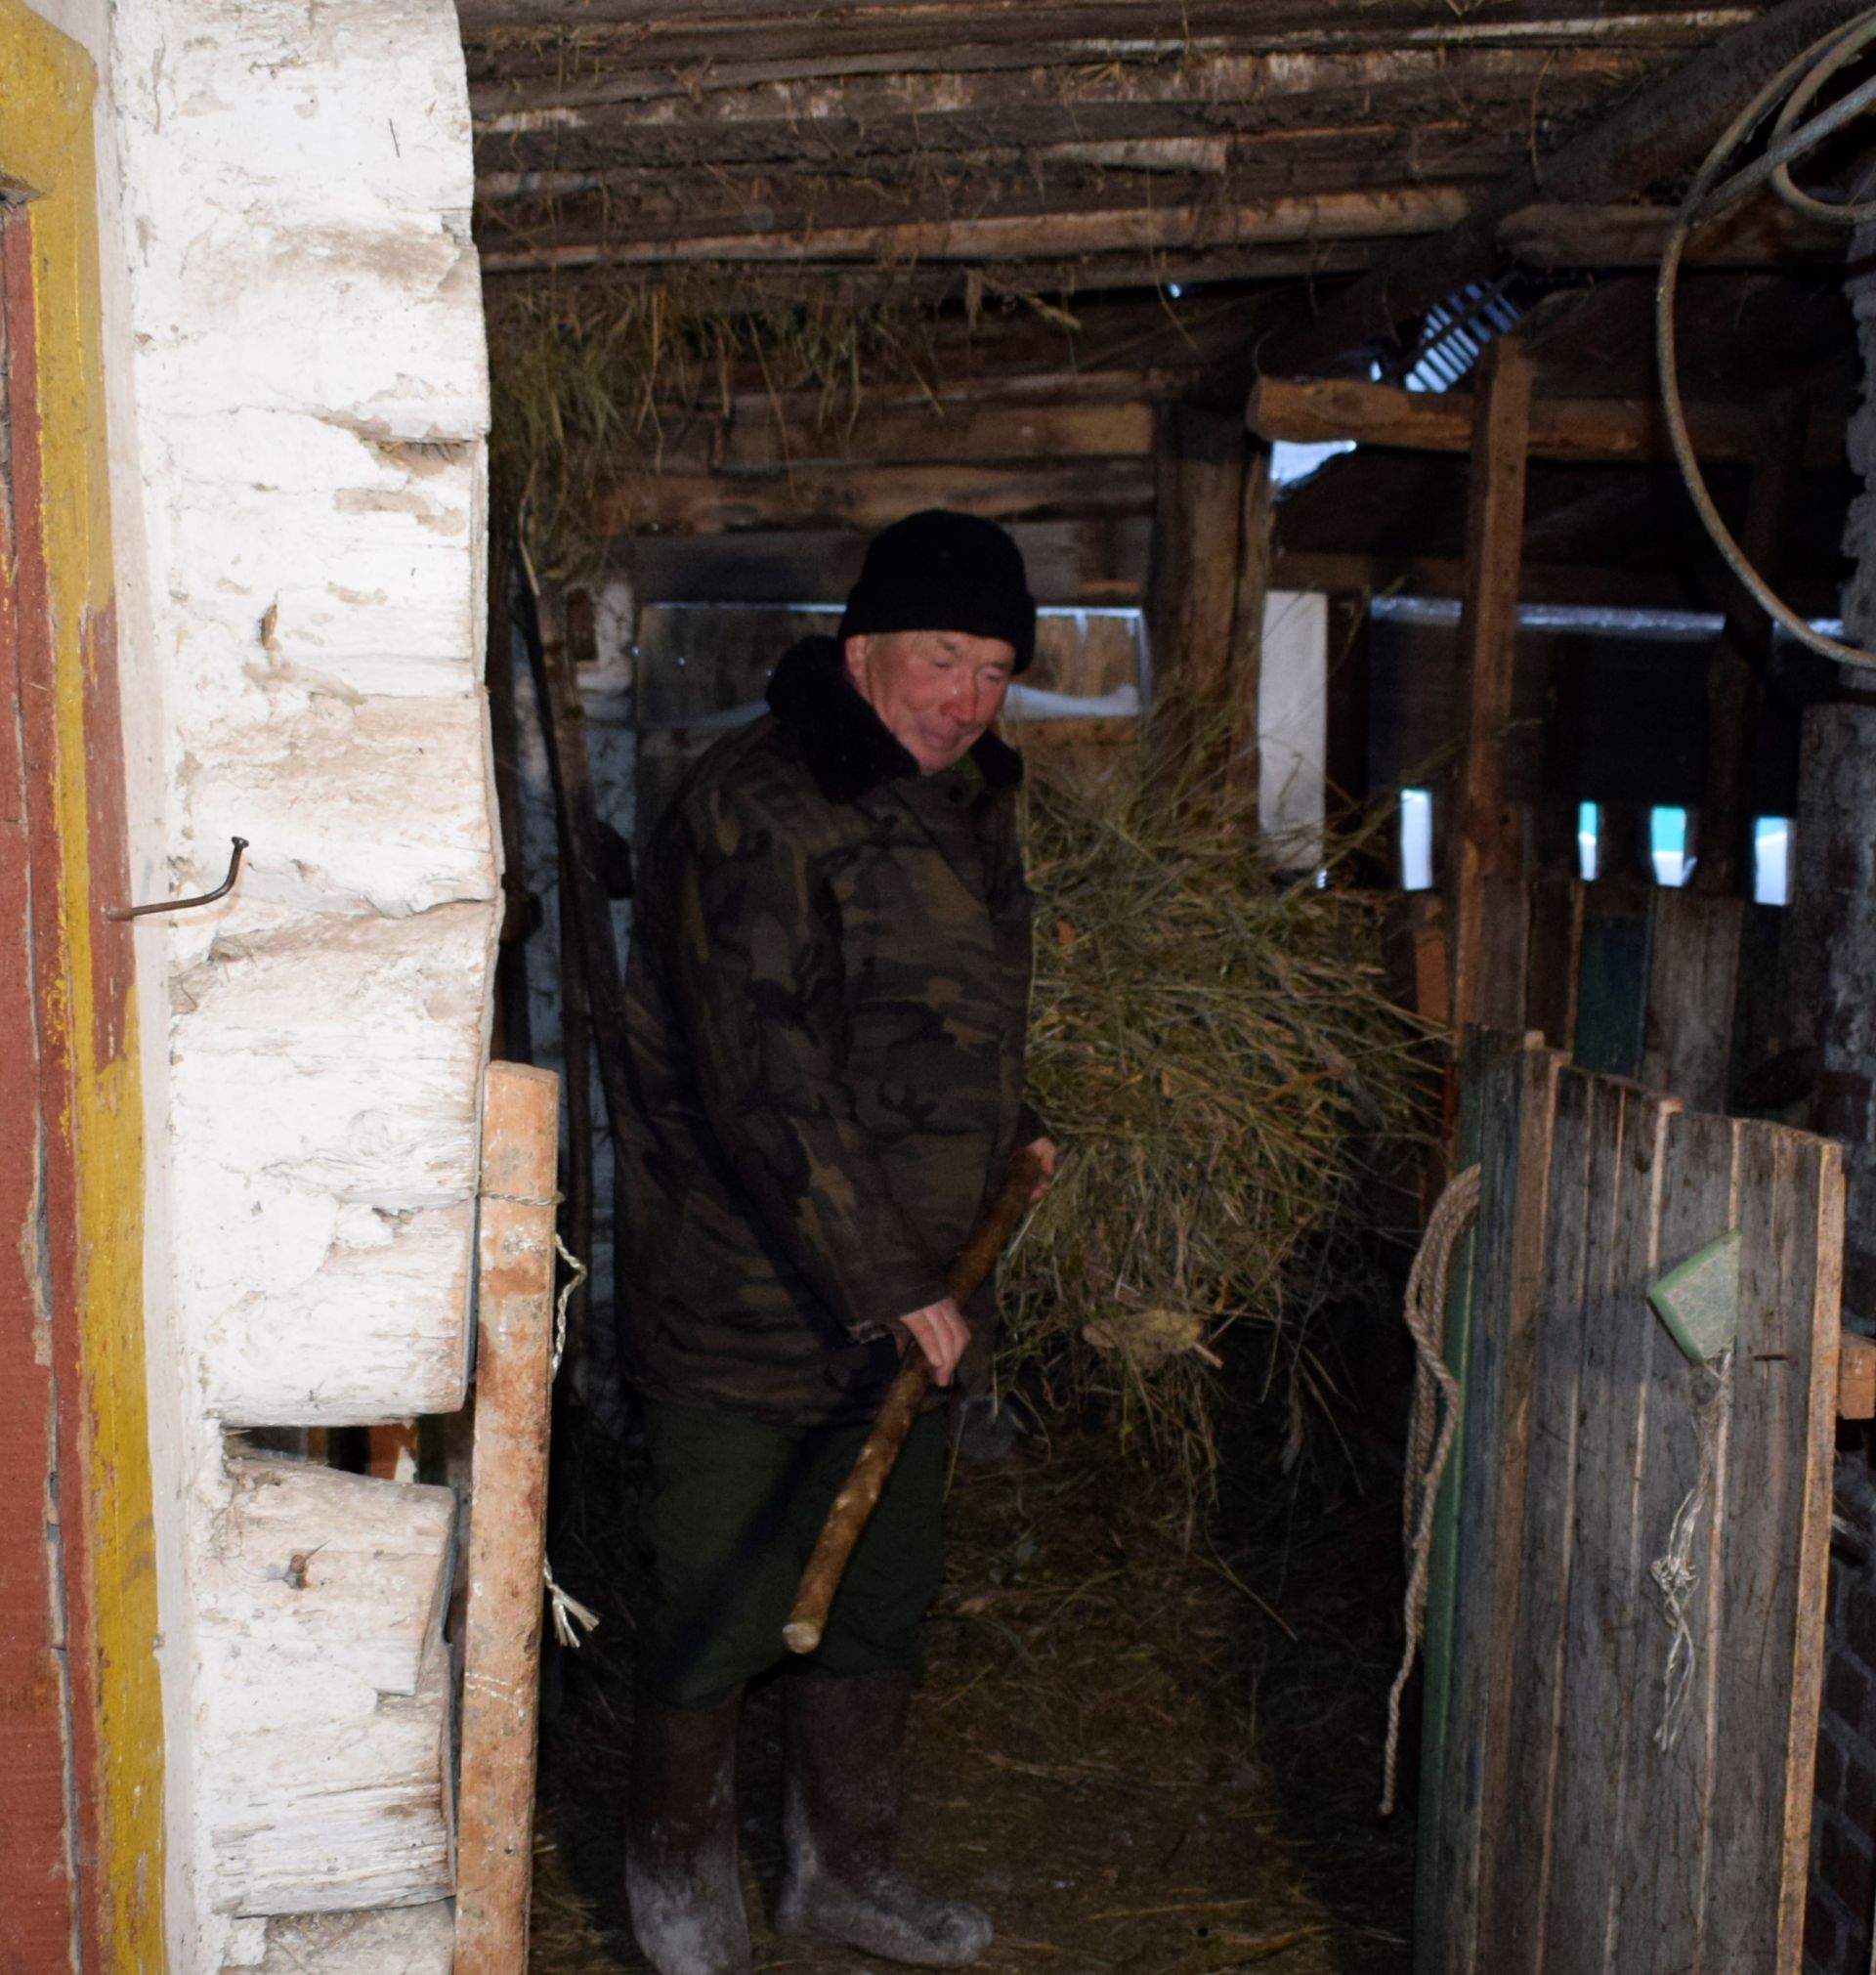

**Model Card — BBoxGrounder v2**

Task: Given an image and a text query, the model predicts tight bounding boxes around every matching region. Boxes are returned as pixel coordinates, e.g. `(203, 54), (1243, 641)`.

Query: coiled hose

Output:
(1657, 9), (1876, 667)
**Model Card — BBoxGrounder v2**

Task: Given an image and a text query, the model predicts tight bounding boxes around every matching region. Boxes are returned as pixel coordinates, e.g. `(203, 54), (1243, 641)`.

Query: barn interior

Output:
(449, 6), (1876, 1970)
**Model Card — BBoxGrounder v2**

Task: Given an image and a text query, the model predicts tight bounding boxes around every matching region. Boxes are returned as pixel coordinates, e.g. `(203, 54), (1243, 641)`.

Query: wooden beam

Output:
(1255, 0), (1870, 372)
(480, 237), (1379, 292)
(477, 186), (1475, 273)
(622, 516), (1152, 605)
(461, 5), (1759, 66)
(456, 1061), (561, 1975)
(711, 399), (1155, 472)
(588, 459), (1154, 537)
(1447, 338), (1533, 1033)
(1500, 196), (1839, 267)
(469, 44), (1650, 145)
(1248, 372), (1847, 468)
(1147, 406), (1246, 762)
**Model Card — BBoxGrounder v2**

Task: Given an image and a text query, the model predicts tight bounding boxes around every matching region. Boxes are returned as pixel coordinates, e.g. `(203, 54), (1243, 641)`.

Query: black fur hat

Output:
(838, 508), (1037, 673)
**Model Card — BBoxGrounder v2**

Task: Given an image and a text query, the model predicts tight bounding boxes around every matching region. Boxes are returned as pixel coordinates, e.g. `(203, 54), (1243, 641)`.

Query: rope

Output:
(1381, 1163), (1482, 1817)
(543, 1232), (597, 1649)
(1648, 1346), (1733, 1753)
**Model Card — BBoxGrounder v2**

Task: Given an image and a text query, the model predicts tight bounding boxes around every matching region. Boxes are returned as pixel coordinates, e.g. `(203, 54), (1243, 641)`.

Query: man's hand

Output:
(1026, 1136), (1059, 1202)
(898, 1296), (971, 1387)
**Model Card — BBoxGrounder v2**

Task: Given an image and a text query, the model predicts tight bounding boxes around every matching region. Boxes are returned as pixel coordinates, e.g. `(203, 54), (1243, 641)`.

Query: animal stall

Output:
(1416, 1026), (1847, 1974)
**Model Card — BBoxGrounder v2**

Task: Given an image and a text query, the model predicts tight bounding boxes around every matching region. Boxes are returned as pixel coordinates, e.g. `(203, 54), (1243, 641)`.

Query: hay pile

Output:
(486, 279), (942, 568)
(1002, 755), (1429, 1506)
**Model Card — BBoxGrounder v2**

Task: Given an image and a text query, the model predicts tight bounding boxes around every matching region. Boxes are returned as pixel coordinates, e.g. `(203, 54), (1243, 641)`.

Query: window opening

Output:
(1399, 788), (1434, 891)
(1650, 806), (1689, 888)
(1753, 816), (1792, 907)
(1578, 801), (1599, 882)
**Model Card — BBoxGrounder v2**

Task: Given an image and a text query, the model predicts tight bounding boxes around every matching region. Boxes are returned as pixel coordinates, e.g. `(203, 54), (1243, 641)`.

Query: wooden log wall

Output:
(1422, 1028), (1845, 1974)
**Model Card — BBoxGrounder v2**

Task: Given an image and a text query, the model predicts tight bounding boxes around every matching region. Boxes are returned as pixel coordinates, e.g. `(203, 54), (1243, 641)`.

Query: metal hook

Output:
(106, 837), (248, 922)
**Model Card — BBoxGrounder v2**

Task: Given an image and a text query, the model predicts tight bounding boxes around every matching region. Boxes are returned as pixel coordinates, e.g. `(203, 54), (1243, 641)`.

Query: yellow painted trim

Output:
(0, 5), (164, 1969)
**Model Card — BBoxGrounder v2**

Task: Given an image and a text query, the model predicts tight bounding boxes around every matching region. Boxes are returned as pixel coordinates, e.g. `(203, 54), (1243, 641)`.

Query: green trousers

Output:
(633, 1398), (948, 1710)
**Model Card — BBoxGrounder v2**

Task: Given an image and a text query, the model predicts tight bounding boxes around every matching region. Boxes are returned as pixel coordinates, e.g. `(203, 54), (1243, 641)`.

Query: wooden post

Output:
(1692, 390), (1804, 897)
(1147, 405), (1246, 782)
(454, 1061), (561, 1975)
(1446, 337), (1532, 1032)
(1224, 439), (1274, 808)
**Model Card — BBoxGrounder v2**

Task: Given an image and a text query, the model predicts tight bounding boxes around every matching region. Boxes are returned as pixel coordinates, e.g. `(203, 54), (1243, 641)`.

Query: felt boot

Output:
(625, 1692), (753, 1975)
(776, 1670), (993, 1968)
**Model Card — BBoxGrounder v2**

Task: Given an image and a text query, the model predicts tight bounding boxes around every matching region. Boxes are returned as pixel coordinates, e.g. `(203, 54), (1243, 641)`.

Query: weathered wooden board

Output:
(1542, 1083), (1677, 1975)
(1427, 1031), (1845, 1974)
(1425, 1030), (1563, 1970)
(1446, 340), (1531, 1033)
(1523, 874), (1584, 1052)
(197, 1458), (457, 1917)
(1482, 1062), (1600, 1968)
(1625, 1107), (1739, 1975)
(455, 1062), (561, 1974)
(1641, 890), (1744, 1115)
(221, 1901), (454, 1973)
(1706, 1125), (1841, 1968)
(1572, 884), (1653, 1080)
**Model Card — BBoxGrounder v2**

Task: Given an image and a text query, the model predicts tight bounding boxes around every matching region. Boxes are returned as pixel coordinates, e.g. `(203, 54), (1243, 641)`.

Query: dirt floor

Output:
(529, 1389), (1416, 1975)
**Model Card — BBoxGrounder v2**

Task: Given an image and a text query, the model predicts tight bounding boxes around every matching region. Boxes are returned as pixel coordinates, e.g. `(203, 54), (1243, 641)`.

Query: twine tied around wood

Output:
(543, 1231), (601, 1653)
(1648, 1345), (1732, 1754)
(1381, 1162), (1481, 1818)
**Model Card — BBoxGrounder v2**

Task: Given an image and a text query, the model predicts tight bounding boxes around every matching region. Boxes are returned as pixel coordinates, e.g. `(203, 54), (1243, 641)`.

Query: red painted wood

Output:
(0, 209), (79, 1972)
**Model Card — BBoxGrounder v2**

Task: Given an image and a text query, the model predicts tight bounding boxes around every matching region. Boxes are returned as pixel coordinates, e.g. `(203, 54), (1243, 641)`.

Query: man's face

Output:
(844, 629), (1017, 776)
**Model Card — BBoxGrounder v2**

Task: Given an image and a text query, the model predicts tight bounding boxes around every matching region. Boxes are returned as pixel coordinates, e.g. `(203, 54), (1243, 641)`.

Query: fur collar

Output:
(766, 636), (1023, 805)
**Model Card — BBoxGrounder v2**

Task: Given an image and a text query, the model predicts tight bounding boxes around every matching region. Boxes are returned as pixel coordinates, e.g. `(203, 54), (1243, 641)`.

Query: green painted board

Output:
(1573, 884), (1654, 1080)
(1414, 1027), (1487, 1972)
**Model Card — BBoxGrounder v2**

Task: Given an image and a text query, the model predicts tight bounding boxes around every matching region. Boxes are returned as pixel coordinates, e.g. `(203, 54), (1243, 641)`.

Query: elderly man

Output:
(615, 509), (1054, 1975)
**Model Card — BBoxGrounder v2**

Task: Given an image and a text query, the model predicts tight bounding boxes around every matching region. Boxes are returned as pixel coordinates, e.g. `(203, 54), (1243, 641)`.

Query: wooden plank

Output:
(1248, 374), (1845, 470)
(198, 1461), (458, 1915)
(1841, 1333), (1876, 1420)
(1524, 875), (1585, 1052)
(1438, 1031), (1564, 1970)
(455, 1062), (562, 1975)
(590, 458), (1155, 537)
(1573, 883), (1654, 1081)
(487, 185), (1475, 273)
(0, 266), (76, 1966)
(1641, 890), (1745, 1112)
(1543, 1084), (1678, 1975)
(1414, 1025), (1490, 1975)
(1268, 550), (1803, 617)
(1616, 1108), (1741, 1975)
(1446, 338), (1532, 1032)
(467, 37), (1700, 129)
(623, 516), (1152, 606)
(712, 398), (1154, 471)
(1472, 876), (1532, 1034)
(1480, 1065), (1601, 1970)
(230, 1903), (454, 1974)
(1705, 1125), (1843, 1969)
(1499, 196), (1837, 267)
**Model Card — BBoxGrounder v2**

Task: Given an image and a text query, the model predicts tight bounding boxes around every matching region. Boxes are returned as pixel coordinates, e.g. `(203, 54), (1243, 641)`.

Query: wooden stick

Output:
(454, 1062), (561, 1975)
(784, 1146), (1045, 1655)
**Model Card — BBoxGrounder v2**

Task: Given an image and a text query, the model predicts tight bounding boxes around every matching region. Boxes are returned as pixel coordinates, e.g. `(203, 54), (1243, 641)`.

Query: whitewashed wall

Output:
(77, 1), (496, 1966)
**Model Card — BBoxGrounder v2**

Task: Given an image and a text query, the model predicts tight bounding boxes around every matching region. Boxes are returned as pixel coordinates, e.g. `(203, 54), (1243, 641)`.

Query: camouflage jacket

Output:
(615, 636), (1039, 1426)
